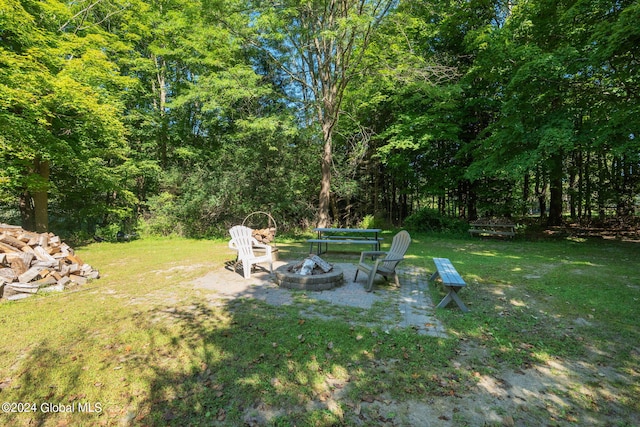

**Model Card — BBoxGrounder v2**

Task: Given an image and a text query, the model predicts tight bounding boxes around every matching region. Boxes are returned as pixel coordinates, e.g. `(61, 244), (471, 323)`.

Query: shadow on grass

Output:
(3, 235), (639, 426)
(424, 237), (640, 426)
(132, 300), (457, 426)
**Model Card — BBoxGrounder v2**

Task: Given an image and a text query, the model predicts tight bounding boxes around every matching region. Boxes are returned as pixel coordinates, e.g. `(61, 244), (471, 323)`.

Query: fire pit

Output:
(275, 255), (343, 291)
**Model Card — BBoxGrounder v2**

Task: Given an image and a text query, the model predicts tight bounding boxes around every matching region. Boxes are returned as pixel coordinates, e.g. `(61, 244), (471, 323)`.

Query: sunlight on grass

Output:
(0, 235), (638, 426)
(510, 299), (527, 307)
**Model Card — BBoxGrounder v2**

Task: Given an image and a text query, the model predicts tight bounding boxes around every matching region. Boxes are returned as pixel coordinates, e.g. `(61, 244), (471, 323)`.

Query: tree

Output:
(233, 0), (397, 227)
(0, 0), (132, 232)
(464, 0), (639, 225)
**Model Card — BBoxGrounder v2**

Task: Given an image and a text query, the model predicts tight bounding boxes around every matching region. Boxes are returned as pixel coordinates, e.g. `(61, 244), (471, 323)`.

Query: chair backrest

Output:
(381, 230), (411, 271)
(229, 225), (255, 260)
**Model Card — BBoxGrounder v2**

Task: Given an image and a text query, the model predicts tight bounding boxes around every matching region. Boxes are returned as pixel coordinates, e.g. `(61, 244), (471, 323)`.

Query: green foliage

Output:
(1, 0), (639, 235)
(143, 192), (183, 236)
(403, 208), (468, 234)
(358, 214), (386, 230)
(94, 223), (125, 242)
(0, 0), (135, 235)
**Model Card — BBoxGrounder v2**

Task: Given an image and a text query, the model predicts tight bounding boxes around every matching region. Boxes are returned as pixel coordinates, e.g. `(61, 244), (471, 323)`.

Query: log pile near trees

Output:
(252, 228), (276, 245)
(0, 224), (99, 301)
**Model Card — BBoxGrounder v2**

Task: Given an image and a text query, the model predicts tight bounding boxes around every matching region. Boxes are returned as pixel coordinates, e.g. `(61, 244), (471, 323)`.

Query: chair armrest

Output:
(359, 250), (388, 263)
(252, 240), (272, 255)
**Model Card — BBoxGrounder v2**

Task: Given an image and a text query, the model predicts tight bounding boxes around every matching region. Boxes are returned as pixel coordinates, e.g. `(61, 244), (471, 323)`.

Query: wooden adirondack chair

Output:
(354, 230), (411, 292)
(228, 225), (273, 279)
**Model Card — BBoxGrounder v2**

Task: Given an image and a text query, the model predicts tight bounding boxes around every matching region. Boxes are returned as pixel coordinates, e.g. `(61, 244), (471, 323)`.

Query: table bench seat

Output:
(309, 228), (383, 255)
(430, 257), (469, 312)
(307, 238), (381, 254)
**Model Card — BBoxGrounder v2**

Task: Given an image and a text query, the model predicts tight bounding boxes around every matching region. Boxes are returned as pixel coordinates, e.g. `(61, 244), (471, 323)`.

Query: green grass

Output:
(0, 232), (638, 426)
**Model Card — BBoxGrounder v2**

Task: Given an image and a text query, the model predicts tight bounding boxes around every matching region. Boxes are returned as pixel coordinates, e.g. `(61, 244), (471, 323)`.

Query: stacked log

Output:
(0, 224), (99, 301)
(252, 228), (276, 244)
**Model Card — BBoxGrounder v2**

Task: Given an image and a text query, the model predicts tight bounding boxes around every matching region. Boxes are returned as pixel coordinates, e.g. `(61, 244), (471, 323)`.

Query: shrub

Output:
(404, 208), (469, 234)
(359, 214), (387, 229)
(143, 192), (183, 236)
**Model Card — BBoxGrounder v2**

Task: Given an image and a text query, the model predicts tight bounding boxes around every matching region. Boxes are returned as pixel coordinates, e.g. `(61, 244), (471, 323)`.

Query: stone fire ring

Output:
(275, 263), (343, 291)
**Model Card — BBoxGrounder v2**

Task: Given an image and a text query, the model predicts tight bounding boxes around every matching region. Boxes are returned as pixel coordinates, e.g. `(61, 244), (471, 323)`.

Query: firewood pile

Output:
(0, 224), (99, 301)
(252, 228), (276, 245)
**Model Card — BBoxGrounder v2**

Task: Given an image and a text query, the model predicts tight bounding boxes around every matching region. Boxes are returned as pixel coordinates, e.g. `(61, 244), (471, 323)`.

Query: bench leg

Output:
(436, 286), (469, 312)
(309, 241), (328, 255)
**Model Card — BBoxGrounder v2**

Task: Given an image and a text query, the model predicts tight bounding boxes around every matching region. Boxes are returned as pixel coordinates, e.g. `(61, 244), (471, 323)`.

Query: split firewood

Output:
(0, 224), (100, 301)
(252, 228), (276, 244)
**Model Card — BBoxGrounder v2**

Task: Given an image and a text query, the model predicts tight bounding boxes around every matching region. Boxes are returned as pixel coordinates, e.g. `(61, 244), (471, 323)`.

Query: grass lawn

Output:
(0, 232), (638, 426)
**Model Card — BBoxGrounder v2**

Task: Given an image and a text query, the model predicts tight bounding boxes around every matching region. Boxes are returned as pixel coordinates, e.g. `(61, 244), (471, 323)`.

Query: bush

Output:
(359, 214), (387, 229)
(94, 223), (123, 242)
(143, 192), (183, 237)
(404, 208), (469, 234)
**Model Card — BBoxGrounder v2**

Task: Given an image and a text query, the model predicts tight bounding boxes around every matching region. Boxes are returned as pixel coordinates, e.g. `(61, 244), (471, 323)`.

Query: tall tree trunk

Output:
(568, 150), (578, 219)
(153, 54), (168, 168)
(317, 121), (333, 228)
(597, 153), (607, 220)
(576, 150), (583, 219)
(19, 192), (35, 231)
(522, 173), (530, 217)
(584, 150), (592, 219)
(547, 152), (564, 226)
(536, 166), (547, 220)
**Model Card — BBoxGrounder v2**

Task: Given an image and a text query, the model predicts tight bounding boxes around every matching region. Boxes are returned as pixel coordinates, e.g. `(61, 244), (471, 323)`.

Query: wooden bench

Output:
(430, 257), (469, 312)
(468, 223), (515, 238)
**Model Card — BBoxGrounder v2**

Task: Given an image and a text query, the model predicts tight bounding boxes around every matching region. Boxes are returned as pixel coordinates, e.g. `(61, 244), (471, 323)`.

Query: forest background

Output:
(1, 0), (638, 240)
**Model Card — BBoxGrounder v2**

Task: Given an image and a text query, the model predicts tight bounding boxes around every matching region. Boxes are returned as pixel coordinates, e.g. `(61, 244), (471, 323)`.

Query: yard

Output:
(0, 232), (638, 426)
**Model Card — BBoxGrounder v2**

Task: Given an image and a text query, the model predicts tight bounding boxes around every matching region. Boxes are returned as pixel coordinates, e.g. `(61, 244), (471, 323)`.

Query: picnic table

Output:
(308, 228), (382, 255)
(468, 222), (516, 238)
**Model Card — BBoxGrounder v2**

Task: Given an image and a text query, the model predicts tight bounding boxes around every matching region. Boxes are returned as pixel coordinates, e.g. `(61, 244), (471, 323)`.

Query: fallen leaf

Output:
(217, 408), (226, 421)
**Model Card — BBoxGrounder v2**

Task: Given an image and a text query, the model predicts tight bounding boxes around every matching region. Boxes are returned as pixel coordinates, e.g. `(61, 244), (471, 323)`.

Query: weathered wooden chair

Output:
(228, 225), (273, 279)
(354, 230), (411, 292)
